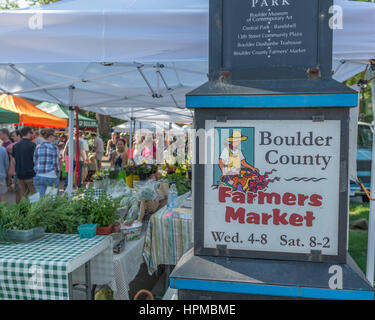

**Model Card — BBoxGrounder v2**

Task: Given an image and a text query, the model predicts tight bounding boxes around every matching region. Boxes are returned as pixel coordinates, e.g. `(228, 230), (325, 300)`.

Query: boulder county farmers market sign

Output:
(203, 119), (341, 257)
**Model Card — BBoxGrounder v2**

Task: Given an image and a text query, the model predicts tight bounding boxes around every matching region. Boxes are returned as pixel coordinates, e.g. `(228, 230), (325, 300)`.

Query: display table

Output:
(72, 231), (146, 300)
(109, 232), (146, 300)
(143, 192), (192, 275)
(0, 233), (113, 300)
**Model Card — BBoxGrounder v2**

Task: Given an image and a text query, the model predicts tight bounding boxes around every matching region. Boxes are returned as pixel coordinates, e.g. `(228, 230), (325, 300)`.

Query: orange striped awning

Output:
(0, 94), (68, 128)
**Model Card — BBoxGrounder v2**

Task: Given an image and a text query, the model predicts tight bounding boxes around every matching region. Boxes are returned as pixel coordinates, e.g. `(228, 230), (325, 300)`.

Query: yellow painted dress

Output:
(222, 148), (256, 191)
(226, 148), (241, 176)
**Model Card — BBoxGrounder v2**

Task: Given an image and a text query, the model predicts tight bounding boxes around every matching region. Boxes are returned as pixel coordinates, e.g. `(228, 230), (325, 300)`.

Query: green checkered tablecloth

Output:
(0, 233), (112, 300)
(143, 192), (193, 275)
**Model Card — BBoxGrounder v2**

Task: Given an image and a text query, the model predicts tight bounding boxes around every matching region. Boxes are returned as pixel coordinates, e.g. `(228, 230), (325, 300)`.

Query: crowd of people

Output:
(0, 126), (190, 204)
(0, 127), (102, 203)
(110, 130), (190, 169)
(0, 127), (58, 203)
(107, 131), (185, 169)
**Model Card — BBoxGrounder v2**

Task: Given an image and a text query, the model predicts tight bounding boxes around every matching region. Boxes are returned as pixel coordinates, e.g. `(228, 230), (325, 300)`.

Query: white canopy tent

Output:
(114, 121), (158, 133)
(114, 121), (183, 133)
(332, 0), (375, 81)
(0, 0), (374, 116)
(0, 0), (374, 80)
(0, 0), (209, 63)
(0, 61), (202, 122)
(0, 0), (210, 197)
(0, 0), (209, 123)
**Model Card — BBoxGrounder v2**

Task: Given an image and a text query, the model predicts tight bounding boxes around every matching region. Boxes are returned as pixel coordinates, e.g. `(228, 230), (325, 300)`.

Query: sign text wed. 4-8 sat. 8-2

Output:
(204, 120), (341, 256)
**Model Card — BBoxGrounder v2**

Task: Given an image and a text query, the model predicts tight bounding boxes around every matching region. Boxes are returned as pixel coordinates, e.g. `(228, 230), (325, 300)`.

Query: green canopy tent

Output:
(36, 102), (97, 129)
(0, 107), (19, 123)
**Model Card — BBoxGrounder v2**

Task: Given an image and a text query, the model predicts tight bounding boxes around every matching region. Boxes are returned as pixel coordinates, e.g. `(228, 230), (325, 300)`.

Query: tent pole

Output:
(366, 75), (375, 284)
(132, 118), (136, 161)
(156, 64), (160, 99)
(75, 106), (80, 187)
(66, 86), (75, 196)
(137, 66), (157, 97)
(156, 69), (182, 110)
(129, 116), (134, 162)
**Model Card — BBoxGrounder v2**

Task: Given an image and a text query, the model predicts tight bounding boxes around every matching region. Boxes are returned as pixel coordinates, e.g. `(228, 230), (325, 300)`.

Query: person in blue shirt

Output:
(33, 128), (60, 197)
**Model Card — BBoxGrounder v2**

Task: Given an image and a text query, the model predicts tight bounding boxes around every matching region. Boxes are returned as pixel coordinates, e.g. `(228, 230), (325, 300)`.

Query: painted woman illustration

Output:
(217, 129), (279, 193)
(218, 130), (258, 176)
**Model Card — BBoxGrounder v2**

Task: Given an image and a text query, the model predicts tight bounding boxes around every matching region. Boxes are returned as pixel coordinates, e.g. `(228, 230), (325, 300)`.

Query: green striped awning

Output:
(0, 107), (19, 123)
(36, 102), (98, 128)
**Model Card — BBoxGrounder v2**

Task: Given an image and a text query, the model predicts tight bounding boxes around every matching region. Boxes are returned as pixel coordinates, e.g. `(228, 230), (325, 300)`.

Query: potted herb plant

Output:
(108, 168), (118, 181)
(89, 192), (119, 235)
(138, 164), (150, 181)
(0, 200), (46, 242)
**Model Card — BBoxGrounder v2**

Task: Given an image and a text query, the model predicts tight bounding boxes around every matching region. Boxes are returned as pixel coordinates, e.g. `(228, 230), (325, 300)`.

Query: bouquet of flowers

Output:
(92, 169), (110, 181)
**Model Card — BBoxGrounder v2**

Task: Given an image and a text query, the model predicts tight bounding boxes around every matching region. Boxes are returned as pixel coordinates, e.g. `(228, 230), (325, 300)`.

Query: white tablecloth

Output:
(109, 234), (146, 300)
(72, 232), (146, 300)
(72, 237), (114, 286)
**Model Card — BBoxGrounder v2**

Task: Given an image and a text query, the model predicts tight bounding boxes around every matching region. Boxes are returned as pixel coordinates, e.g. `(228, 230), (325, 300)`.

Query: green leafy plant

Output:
(163, 173), (191, 196)
(108, 168), (118, 180)
(2, 200), (32, 230)
(0, 188), (120, 238)
(80, 188), (118, 227)
(137, 164), (151, 175)
(0, 202), (10, 242)
(121, 167), (131, 177)
(150, 164), (158, 174)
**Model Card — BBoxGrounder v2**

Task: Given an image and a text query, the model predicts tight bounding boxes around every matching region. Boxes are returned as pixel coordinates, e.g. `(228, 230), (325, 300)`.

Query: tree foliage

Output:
(0, 0), (18, 9)
(345, 72), (372, 102)
(80, 110), (124, 132)
(28, 0), (60, 5)
(0, 0), (60, 9)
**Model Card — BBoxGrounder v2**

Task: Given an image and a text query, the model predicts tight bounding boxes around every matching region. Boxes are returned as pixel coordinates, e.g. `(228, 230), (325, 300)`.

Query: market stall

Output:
(36, 102), (97, 129)
(0, 94), (68, 128)
(80, 173), (187, 299)
(0, 141), (192, 300)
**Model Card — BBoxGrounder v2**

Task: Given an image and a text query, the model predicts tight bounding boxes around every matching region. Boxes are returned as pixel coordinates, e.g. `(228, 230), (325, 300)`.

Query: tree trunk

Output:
(96, 113), (111, 138)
